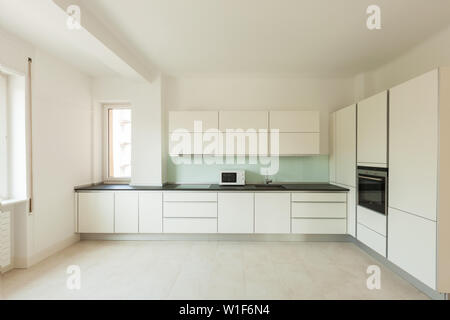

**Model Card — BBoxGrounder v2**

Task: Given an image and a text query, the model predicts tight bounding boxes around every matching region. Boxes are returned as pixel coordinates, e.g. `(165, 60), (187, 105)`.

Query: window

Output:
(0, 68), (26, 201)
(0, 72), (7, 199)
(104, 106), (132, 181)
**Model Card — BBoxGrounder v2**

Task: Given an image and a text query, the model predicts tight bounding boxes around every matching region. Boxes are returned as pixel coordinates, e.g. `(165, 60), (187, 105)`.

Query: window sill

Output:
(0, 198), (29, 209)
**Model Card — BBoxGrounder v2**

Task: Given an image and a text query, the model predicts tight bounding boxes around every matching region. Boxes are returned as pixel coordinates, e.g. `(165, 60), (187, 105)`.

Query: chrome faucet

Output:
(264, 175), (273, 185)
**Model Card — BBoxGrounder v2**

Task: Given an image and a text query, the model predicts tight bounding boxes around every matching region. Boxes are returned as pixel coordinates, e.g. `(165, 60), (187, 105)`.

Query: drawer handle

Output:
(359, 175), (384, 182)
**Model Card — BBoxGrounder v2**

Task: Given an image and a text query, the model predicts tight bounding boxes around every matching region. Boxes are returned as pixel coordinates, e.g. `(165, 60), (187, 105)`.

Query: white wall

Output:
(30, 48), (92, 262)
(164, 75), (356, 154)
(92, 76), (163, 186)
(355, 24), (450, 100)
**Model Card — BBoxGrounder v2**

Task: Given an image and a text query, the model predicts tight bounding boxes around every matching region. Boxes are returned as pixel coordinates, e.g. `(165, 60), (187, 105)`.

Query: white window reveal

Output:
(104, 106), (132, 181)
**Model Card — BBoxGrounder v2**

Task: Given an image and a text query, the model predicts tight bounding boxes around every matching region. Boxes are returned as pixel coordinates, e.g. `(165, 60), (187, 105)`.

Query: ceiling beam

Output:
(53, 0), (158, 82)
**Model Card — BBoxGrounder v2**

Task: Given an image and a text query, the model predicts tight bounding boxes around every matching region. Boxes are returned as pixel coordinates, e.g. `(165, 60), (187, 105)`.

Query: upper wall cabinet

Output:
(219, 111), (268, 131)
(269, 111), (320, 133)
(357, 91), (388, 167)
(270, 111), (320, 155)
(168, 111), (218, 132)
(335, 104), (356, 188)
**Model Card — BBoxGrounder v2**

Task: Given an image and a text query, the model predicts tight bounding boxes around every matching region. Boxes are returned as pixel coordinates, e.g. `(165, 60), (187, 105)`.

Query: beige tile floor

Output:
(0, 240), (428, 300)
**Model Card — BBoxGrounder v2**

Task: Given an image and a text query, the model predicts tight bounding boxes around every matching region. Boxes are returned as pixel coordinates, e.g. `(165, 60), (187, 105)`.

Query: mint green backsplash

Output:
(167, 156), (329, 184)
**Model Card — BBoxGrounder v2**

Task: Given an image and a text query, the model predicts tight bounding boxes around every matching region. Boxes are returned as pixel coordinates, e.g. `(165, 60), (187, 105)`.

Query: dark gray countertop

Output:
(74, 183), (349, 192)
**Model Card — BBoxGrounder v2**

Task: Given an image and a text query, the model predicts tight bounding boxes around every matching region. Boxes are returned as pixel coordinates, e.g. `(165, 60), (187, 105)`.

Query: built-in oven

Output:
(357, 166), (388, 215)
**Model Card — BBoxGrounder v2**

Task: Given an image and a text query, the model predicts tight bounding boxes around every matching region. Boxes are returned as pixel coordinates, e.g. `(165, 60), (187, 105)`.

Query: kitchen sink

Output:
(252, 184), (286, 190)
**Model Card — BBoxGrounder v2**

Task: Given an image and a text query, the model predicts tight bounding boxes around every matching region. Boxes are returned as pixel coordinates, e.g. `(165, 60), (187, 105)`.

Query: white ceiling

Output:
(0, 0), (140, 78)
(79, 0), (450, 77)
(2, 0), (450, 78)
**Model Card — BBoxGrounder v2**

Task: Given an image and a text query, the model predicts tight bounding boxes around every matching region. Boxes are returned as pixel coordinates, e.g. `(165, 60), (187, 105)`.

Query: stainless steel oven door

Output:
(357, 167), (388, 215)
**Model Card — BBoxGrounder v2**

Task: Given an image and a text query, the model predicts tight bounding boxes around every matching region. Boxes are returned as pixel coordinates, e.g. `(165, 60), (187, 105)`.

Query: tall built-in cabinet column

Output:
(329, 104), (357, 236)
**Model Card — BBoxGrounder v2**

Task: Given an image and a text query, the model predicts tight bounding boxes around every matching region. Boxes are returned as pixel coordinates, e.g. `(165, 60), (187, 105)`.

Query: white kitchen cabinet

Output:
(114, 192), (139, 233)
(218, 193), (254, 233)
(388, 207), (436, 289)
(357, 223), (386, 257)
(78, 192), (114, 233)
(169, 131), (221, 156)
(254, 193), (290, 233)
(164, 202), (217, 218)
(269, 111), (320, 133)
(335, 104), (356, 188)
(163, 191), (218, 234)
(219, 111), (268, 131)
(223, 132), (267, 156)
(163, 218), (217, 233)
(291, 219), (346, 234)
(387, 68), (450, 293)
(269, 111), (320, 156)
(139, 192), (162, 233)
(346, 186), (356, 237)
(291, 202), (346, 218)
(357, 205), (386, 236)
(389, 70), (438, 221)
(357, 91), (388, 167)
(164, 192), (217, 202)
(275, 133), (320, 155)
(291, 192), (346, 202)
(169, 111), (218, 132)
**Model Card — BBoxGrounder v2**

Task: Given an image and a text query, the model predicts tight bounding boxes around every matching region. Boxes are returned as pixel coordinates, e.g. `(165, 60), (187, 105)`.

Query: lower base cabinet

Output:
(163, 218), (217, 233)
(139, 192), (163, 233)
(78, 192), (114, 233)
(115, 192), (139, 233)
(292, 218), (346, 234)
(218, 193), (254, 233)
(77, 190), (350, 236)
(254, 193), (290, 233)
(388, 207), (436, 289)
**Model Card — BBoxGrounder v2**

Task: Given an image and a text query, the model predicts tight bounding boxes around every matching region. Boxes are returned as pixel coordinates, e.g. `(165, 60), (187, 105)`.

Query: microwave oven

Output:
(220, 170), (246, 185)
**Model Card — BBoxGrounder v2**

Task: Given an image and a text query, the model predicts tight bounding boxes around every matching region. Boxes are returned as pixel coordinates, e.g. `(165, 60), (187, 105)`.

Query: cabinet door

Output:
(169, 111), (218, 132)
(139, 192), (162, 233)
(218, 193), (254, 233)
(255, 193), (290, 233)
(357, 91), (388, 166)
(388, 208), (436, 289)
(346, 186), (356, 237)
(78, 192), (114, 233)
(219, 111), (268, 131)
(223, 132), (267, 156)
(115, 192), (139, 233)
(389, 70), (438, 221)
(269, 111), (320, 132)
(275, 133), (320, 155)
(335, 104), (356, 187)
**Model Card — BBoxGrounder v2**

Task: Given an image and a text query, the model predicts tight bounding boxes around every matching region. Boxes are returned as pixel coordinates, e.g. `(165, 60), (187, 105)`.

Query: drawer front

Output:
(357, 205), (387, 236)
(292, 202), (346, 218)
(164, 192), (217, 202)
(357, 223), (386, 257)
(291, 218), (346, 234)
(163, 218), (217, 233)
(164, 202), (217, 218)
(291, 192), (346, 202)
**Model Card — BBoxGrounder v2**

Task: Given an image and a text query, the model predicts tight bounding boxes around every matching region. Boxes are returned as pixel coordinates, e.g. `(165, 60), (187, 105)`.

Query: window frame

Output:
(103, 104), (132, 184)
